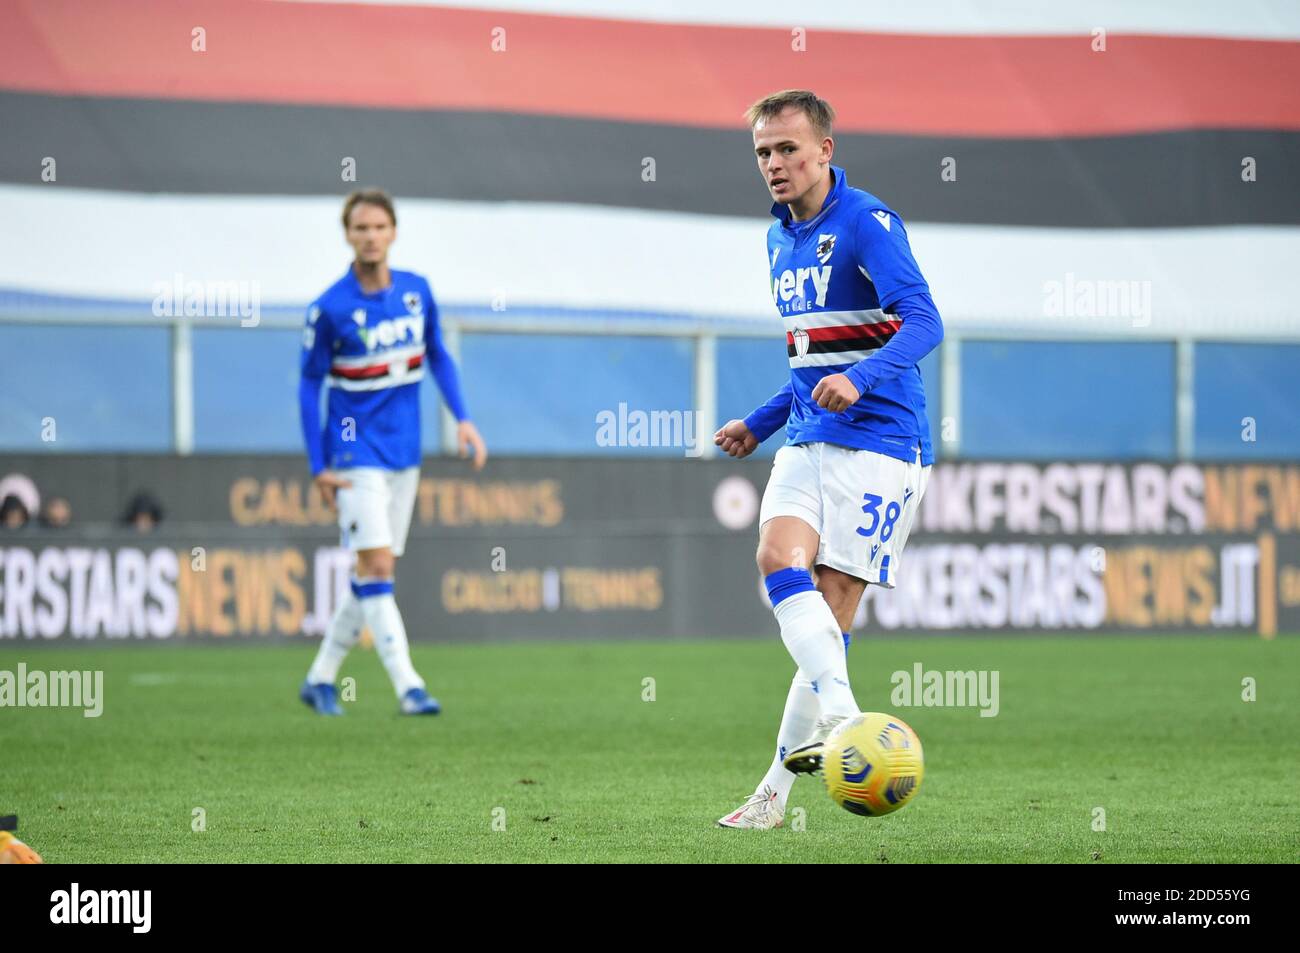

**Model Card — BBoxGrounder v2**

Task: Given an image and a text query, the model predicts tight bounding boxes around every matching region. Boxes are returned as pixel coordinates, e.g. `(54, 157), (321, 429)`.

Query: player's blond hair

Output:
(745, 90), (835, 140)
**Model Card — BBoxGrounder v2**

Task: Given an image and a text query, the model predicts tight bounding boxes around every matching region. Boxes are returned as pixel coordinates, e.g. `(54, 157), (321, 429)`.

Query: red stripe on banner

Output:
(4, 1), (1299, 136)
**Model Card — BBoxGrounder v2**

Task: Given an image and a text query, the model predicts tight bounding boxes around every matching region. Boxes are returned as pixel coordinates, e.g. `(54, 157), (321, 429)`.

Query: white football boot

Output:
(717, 785), (785, 830)
(782, 713), (850, 774)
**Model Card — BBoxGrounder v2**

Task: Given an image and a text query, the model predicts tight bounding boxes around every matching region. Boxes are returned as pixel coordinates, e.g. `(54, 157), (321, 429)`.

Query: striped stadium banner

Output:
(2, 0), (1297, 324)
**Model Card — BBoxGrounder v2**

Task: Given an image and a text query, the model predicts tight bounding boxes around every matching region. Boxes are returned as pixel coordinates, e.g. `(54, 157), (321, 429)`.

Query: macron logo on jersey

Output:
(872, 209), (891, 231)
(771, 265), (832, 310)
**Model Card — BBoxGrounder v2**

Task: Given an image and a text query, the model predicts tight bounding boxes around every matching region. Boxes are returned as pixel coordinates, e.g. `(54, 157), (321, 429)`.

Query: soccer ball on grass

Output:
(821, 712), (924, 816)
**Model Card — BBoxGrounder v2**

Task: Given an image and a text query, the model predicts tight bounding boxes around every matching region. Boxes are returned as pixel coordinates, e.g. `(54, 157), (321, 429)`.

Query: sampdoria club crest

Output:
(816, 233), (837, 264)
(792, 326), (810, 359)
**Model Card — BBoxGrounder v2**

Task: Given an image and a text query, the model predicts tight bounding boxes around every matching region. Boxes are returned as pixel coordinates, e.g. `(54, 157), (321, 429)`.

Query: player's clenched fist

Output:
(714, 419), (760, 458)
(811, 373), (861, 413)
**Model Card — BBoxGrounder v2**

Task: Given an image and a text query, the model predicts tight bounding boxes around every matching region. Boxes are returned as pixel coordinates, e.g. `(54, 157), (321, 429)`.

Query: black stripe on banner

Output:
(2, 92), (1297, 227)
(788, 336), (892, 357)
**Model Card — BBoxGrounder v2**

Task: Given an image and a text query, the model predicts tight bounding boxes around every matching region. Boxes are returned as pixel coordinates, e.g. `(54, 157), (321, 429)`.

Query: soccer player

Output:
(714, 91), (943, 828)
(298, 188), (487, 716)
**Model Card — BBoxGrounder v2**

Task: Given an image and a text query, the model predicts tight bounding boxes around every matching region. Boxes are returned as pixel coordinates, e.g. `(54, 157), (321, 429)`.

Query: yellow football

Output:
(822, 712), (924, 816)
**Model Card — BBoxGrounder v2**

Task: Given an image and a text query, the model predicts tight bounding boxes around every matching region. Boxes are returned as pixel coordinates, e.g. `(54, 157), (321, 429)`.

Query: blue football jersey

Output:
(763, 166), (940, 465)
(299, 267), (467, 473)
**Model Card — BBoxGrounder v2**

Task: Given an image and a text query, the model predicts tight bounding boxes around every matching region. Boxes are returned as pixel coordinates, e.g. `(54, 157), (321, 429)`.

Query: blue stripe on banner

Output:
(351, 578), (394, 599)
(880, 555), (890, 584)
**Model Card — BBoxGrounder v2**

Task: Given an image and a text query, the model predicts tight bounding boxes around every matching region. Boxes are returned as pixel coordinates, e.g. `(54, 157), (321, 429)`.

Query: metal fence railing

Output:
(3, 292), (1299, 460)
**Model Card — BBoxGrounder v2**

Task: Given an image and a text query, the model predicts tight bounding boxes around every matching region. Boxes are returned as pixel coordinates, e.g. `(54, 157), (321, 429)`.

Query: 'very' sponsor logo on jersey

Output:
(771, 265), (832, 311)
(357, 315), (423, 351)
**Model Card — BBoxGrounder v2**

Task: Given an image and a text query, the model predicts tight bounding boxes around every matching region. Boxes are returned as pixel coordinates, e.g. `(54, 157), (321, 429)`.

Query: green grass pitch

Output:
(2, 636), (1297, 863)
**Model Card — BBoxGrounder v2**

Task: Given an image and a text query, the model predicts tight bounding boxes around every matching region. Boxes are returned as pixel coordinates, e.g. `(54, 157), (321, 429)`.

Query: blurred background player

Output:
(299, 189), (487, 716)
(715, 91), (942, 828)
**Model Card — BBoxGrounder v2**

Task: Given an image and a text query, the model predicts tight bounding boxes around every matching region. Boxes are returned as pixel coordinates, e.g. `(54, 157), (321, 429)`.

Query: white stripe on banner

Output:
(3, 185), (1299, 337)
(272, 0), (1300, 40)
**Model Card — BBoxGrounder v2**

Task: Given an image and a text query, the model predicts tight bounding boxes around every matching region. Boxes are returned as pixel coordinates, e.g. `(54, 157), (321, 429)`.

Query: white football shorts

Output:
(758, 442), (930, 587)
(335, 466), (420, 557)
